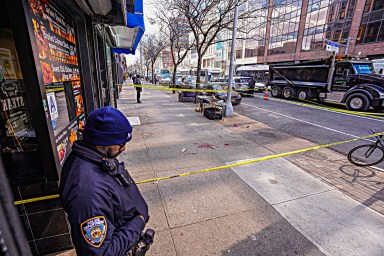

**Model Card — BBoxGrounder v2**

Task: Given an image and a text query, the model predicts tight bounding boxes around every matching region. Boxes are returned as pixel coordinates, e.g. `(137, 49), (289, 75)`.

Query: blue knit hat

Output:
(83, 107), (132, 146)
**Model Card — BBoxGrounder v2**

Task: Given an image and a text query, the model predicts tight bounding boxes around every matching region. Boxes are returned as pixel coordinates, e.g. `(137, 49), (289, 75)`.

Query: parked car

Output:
(179, 82), (197, 89)
(160, 77), (171, 84)
(253, 80), (267, 92)
(175, 76), (183, 85)
(203, 84), (242, 105)
(232, 76), (253, 94)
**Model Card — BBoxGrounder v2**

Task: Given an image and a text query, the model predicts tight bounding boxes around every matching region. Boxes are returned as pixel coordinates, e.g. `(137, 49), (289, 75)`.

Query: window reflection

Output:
(357, 0), (384, 44)
(302, 0), (355, 51)
(240, 0), (268, 57)
(1, 29), (37, 154)
(268, 0), (302, 55)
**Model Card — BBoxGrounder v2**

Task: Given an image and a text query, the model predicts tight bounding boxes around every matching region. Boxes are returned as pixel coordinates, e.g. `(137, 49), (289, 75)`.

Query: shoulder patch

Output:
(80, 216), (107, 247)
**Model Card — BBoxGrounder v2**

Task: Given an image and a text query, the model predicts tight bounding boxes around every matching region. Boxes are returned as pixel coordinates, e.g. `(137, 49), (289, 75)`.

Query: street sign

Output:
(325, 41), (340, 53)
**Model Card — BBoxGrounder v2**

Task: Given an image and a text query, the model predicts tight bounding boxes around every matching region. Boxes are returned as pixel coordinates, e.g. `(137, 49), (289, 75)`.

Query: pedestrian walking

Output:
(134, 74), (143, 103)
(59, 107), (150, 256)
(249, 78), (256, 97)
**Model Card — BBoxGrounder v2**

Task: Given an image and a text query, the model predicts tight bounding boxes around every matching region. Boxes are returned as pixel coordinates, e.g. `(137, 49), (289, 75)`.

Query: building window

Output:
(268, 0), (303, 55)
(357, 0), (384, 44)
(302, 0), (355, 51)
(236, 49), (242, 59)
(245, 48), (256, 58)
(365, 21), (381, 42)
(247, 0), (268, 56)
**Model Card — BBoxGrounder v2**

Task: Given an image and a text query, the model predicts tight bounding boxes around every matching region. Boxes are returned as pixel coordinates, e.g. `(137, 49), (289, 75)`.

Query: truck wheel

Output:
(346, 93), (371, 111)
(282, 87), (295, 100)
(271, 85), (282, 98)
(297, 89), (309, 100)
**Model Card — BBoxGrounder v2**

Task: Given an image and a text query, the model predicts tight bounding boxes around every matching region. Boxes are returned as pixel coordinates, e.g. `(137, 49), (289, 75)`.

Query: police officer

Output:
(134, 74), (142, 103)
(60, 106), (149, 256)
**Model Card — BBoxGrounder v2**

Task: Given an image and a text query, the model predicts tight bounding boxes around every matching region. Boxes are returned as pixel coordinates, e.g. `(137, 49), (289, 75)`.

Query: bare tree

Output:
(150, 0), (296, 85)
(141, 34), (167, 84)
(151, 4), (196, 89)
(169, 0), (271, 85)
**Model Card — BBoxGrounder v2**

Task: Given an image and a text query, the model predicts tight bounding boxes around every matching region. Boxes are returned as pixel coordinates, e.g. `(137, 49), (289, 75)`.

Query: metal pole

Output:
(345, 37), (350, 56)
(140, 42), (143, 75)
(327, 51), (336, 92)
(225, 0), (239, 117)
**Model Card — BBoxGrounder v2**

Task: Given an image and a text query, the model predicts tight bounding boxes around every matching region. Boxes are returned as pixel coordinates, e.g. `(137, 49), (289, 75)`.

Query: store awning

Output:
(109, 0), (145, 55)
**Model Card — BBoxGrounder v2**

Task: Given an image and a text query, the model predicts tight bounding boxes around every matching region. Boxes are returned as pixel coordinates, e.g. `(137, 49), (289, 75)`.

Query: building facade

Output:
(231, 0), (384, 66)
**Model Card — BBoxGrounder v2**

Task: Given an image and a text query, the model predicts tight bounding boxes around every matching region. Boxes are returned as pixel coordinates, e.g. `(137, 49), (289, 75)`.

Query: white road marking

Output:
(252, 95), (384, 123)
(242, 103), (376, 143)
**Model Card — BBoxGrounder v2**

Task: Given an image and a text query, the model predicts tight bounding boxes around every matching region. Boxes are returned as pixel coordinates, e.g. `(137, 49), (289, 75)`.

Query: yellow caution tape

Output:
(14, 194), (60, 205)
(13, 131), (384, 205)
(119, 84), (230, 93)
(121, 82), (384, 118)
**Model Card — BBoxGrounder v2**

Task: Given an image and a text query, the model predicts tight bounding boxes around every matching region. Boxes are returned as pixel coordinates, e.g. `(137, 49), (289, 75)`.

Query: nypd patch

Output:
(81, 216), (107, 247)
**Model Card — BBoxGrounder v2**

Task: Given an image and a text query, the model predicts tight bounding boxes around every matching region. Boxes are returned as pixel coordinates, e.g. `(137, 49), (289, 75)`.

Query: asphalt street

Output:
(234, 92), (384, 169)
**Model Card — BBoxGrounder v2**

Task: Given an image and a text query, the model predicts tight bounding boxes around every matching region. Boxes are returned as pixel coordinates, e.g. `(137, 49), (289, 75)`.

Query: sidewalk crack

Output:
(272, 189), (336, 206)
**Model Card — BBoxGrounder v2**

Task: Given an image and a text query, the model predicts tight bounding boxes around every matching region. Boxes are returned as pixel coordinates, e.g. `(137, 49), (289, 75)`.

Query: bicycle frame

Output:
(365, 135), (384, 157)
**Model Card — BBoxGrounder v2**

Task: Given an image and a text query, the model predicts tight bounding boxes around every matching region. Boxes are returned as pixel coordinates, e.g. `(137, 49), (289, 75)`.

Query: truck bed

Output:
(270, 65), (329, 84)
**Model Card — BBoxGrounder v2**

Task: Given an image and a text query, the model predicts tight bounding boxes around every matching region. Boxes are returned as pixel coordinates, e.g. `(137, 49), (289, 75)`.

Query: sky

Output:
(125, 1), (158, 65)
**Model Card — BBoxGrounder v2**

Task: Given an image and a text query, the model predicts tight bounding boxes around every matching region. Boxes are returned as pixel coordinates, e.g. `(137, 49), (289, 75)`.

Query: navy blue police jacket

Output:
(60, 140), (149, 256)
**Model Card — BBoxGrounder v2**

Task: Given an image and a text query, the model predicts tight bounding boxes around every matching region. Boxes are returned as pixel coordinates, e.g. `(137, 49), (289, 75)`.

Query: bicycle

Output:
(348, 130), (384, 166)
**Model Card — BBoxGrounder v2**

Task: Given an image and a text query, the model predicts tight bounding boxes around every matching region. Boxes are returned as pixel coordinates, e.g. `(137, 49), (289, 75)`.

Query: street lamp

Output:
(225, 0), (239, 117)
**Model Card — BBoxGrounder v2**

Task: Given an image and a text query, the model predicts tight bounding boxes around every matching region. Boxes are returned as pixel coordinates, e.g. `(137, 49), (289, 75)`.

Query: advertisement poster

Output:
(28, 0), (80, 84)
(25, 0), (84, 165)
(72, 81), (84, 117)
(55, 113), (84, 165)
(46, 91), (58, 120)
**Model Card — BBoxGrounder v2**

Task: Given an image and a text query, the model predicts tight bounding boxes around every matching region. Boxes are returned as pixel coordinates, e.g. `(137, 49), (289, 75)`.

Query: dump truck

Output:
(268, 60), (384, 111)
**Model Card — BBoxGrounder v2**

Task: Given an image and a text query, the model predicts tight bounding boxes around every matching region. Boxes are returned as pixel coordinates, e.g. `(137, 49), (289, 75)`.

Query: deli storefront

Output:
(0, 0), (130, 254)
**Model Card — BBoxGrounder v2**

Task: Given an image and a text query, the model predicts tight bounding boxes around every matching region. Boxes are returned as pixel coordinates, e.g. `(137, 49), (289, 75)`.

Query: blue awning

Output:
(110, 0), (145, 55)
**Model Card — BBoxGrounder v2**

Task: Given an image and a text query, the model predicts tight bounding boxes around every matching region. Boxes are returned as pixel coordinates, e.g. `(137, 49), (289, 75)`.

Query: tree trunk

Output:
(196, 55), (202, 90)
(172, 65), (178, 94)
(151, 62), (155, 84)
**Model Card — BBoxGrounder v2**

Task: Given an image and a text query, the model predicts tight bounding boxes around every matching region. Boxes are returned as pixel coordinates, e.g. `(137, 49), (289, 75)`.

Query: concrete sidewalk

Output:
(115, 82), (384, 256)
(57, 81), (384, 256)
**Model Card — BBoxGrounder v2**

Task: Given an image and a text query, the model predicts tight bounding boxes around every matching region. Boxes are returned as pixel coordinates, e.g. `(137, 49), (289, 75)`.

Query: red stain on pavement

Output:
(198, 143), (216, 149)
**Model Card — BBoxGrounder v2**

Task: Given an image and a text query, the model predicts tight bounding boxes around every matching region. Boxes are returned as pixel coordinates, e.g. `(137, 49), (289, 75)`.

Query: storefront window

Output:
(0, 29), (37, 154)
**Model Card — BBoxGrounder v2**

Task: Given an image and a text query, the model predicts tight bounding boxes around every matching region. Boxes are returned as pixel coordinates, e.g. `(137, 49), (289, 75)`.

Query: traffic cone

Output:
(264, 87), (269, 100)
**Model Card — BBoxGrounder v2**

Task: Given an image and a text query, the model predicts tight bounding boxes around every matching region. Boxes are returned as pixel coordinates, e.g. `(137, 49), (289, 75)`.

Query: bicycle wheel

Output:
(348, 144), (384, 166)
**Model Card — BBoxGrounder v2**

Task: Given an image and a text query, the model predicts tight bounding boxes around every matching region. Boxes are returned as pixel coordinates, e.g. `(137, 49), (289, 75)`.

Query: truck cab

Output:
(331, 61), (384, 111)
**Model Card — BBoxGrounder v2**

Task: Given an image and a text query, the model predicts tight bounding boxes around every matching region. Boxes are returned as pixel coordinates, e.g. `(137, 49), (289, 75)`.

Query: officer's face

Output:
(99, 144), (126, 158)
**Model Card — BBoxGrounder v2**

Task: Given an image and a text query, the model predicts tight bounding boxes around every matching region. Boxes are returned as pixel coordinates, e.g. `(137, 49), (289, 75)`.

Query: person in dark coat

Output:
(134, 75), (142, 103)
(248, 78), (256, 97)
(60, 107), (149, 256)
